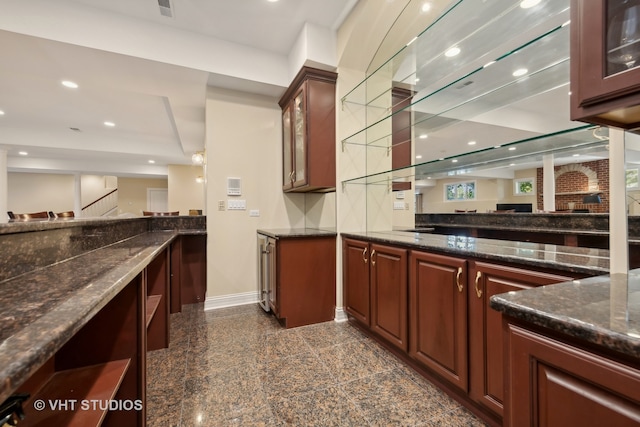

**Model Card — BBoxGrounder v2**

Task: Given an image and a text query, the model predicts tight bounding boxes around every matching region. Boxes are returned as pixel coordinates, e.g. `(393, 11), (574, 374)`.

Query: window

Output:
(626, 169), (639, 188)
(514, 178), (535, 195)
(445, 181), (476, 201)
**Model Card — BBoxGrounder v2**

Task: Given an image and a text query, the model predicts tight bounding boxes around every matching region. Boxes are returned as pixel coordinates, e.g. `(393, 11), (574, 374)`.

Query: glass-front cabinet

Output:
(570, 0), (640, 128)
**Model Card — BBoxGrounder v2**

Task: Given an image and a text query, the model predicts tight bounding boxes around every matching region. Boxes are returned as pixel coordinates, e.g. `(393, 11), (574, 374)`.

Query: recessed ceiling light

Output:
(483, 61), (496, 68)
(267, 0), (278, 2)
(512, 68), (528, 77)
(0, 110), (5, 116)
(416, 155), (423, 159)
(415, 77), (420, 82)
(509, 147), (517, 151)
(406, 36), (418, 47)
(439, 158), (444, 161)
(61, 80), (78, 89)
(562, 20), (571, 27)
(520, 0), (541, 9)
(494, 145), (502, 148)
(148, 160), (156, 164)
(452, 159), (458, 163)
(573, 154), (580, 157)
(445, 46), (461, 57)
(468, 141), (476, 146)
(18, 151), (28, 156)
(421, 2), (432, 12)
(509, 163), (516, 166)
(419, 134), (428, 139)
(104, 121), (115, 127)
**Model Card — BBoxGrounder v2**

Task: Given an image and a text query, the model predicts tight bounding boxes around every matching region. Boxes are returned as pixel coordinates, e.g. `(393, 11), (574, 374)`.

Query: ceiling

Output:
(0, 0), (357, 178)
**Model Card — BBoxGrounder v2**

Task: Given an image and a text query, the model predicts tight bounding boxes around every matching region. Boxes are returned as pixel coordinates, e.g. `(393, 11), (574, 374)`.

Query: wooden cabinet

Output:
(468, 261), (574, 417)
(279, 66), (337, 193)
(343, 238), (408, 351)
(169, 235), (207, 314)
(504, 323), (640, 427)
(272, 236), (336, 328)
(570, 0), (640, 128)
(409, 251), (468, 391)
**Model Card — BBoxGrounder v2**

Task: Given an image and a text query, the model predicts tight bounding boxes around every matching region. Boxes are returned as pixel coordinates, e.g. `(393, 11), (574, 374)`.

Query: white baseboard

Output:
(204, 291), (259, 311)
(334, 306), (348, 322)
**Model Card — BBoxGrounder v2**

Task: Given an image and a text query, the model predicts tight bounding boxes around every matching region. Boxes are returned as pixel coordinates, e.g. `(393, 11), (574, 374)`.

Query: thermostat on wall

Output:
(227, 177), (242, 196)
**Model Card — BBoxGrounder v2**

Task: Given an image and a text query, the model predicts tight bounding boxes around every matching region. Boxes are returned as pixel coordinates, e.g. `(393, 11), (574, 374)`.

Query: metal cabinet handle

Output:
(362, 247), (368, 263)
(371, 249), (376, 266)
(474, 271), (483, 299)
(456, 267), (463, 292)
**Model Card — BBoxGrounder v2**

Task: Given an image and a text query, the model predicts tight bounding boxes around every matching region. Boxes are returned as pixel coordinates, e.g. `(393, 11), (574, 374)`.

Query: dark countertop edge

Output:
(417, 222), (611, 236)
(489, 273), (640, 358)
(257, 228), (337, 239)
(340, 231), (609, 276)
(0, 231), (177, 403)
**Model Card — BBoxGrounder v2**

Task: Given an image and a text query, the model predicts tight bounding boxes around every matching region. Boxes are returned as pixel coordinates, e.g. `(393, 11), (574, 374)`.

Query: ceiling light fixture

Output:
(0, 110), (5, 115)
(18, 151), (28, 156)
(483, 61), (496, 68)
(421, 2), (432, 12)
(468, 141), (476, 146)
(419, 134), (428, 139)
(195, 176), (204, 183)
(445, 46), (461, 57)
(452, 159), (458, 163)
(62, 80), (78, 89)
(148, 160), (156, 164)
(104, 121), (115, 127)
(406, 36), (418, 47)
(520, 0), (541, 8)
(416, 155), (423, 159)
(267, 0), (279, 2)
(192, 151), (205, 165)
(508, 147), (517, 151)
(512, 68), (528, 77)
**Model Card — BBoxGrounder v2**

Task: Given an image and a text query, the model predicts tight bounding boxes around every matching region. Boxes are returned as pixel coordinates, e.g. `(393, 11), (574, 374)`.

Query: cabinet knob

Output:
(474, 271), (483, 299)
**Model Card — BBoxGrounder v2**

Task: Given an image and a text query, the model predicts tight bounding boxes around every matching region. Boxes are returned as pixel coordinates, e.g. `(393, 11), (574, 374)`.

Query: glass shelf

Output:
(342, 126), (609, 187)
(342, 22), (571, 149)
(341, 0), (570, 109)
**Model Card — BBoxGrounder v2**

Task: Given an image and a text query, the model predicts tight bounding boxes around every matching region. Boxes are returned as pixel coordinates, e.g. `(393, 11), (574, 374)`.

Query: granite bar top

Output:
(420, 222), (610, 236)
(342, 230), (609, 276)
(490, 271), (640, 360)
(0, 231), (176, 403)
(257, 228), (337, 239)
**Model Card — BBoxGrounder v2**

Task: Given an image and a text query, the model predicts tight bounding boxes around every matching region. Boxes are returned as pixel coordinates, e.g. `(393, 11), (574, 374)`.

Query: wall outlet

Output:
(249, 209), (260, 217)
(218, 200), (225, 211)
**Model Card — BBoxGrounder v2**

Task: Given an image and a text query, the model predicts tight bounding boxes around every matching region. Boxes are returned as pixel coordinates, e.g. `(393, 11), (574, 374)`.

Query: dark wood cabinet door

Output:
(370, 243), (408, 351)
(468, 261), (574, 417)
(505, 324), (640, 427)
(409, 251), (468, 392)
(343, 238), (371, 326)
(571, 0), (640, 128)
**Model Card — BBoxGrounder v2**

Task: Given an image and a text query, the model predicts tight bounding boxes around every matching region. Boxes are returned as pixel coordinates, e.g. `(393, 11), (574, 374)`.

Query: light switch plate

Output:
(393, 201), (405, 210)
(228, 199), (247, 210)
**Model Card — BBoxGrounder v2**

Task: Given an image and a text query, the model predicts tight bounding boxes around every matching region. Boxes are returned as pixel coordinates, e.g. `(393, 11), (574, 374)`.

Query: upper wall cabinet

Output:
(571, 0), (640, 129)
(279, 66), (337, 193)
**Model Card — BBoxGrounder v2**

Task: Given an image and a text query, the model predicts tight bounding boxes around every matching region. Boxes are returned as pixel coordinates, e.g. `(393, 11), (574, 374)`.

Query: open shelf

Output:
(22, 359), (130, 427)
(342, 22), (572, 149)
(342, 126), (609, 187)
(146, 295), (162, 328)
(341, 0), (570, 110)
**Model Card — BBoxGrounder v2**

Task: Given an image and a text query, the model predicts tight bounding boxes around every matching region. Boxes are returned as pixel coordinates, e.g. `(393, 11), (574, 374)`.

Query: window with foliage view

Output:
(445, 181), (476, 201)
(514, 178), (535, 195)
(627, 169), (639, 188)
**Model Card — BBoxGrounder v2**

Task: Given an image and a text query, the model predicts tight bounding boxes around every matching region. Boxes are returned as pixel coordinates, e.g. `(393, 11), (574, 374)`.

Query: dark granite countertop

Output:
(341, 230), (609, 276)
(257, 228), (337, 239)
(420, 222), (610, 236)
(0, 231), (176, 403)
(491, 271), (640, 360)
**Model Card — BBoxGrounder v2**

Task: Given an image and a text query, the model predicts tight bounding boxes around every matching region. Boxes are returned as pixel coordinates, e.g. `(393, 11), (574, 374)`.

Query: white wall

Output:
(168, 164), (205, 215)
(8, 172), (74, 214)
(205, 87), (308, 299)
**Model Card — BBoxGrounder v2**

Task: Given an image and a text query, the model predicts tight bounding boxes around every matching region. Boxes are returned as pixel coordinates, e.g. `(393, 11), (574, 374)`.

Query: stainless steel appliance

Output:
(257, 233), (276, 312)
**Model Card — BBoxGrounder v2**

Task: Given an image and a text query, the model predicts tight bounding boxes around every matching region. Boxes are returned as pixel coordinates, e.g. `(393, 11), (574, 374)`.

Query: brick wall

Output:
(536, 159), (609, 213)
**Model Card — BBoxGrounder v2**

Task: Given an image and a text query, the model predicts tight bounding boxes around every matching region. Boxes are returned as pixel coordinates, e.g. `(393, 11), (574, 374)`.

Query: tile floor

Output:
(147, 303), (487, 426)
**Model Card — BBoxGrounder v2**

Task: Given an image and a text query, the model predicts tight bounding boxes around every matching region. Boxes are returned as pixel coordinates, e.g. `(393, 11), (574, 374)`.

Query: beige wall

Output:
(205, 87), (308, 299)
(81, 175), (117, 207)
(118, 177), (168, 216)
(8, 172), (74, 214)
(168, 164), (205, 215)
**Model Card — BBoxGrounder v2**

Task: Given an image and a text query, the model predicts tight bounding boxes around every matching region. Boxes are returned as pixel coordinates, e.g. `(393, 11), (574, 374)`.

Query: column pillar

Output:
(609, 128), (628, 274)
(543, 154), (555, 212)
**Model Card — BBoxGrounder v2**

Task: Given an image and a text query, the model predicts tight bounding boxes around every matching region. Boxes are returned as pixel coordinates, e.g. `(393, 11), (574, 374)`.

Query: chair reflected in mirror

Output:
(56, 211), (75, 219)
(143, 211), (179, 216)
(11, 211), (50, 220)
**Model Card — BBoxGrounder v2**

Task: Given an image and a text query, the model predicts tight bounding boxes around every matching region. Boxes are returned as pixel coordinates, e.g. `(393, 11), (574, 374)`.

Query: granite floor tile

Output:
(147, 303), (488, 426)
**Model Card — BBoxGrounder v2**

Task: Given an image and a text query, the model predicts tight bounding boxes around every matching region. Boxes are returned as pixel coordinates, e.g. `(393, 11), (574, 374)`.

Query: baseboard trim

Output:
(334, 306), (348, 322)
(204, 291), (259, 311)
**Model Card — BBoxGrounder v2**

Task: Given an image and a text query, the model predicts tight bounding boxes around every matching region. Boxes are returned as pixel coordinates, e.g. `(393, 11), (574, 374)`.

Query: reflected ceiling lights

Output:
(419, 134), (428, 139)
(18, 151), (28, 156)
(61, 80), (78, 89)
(148, 160), (155, 164)
(192, 152), (205, 165)
(512, 68), (528, 77)
(0, 110), (4, 115)
(468, 141), (476, 146)
(421, 2), (432, 12)
(104, 121), (115, 127)
(520, 0), (541, 8)
(445, 46), (461, 57)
